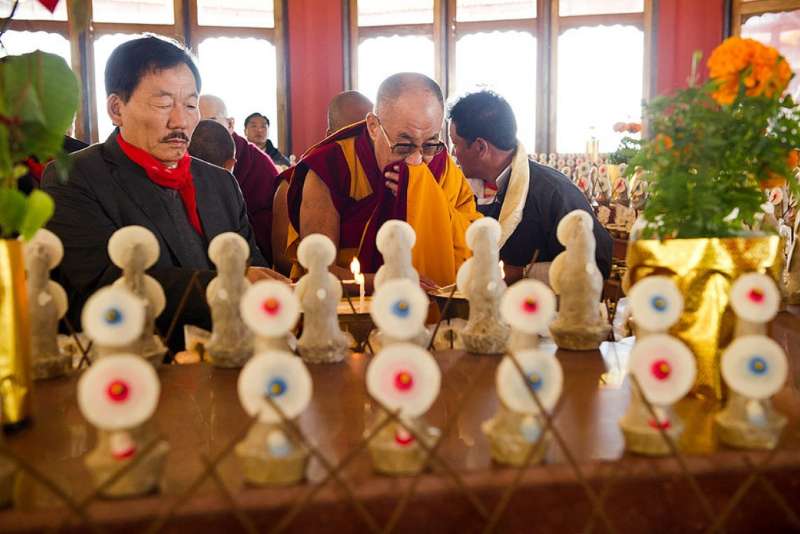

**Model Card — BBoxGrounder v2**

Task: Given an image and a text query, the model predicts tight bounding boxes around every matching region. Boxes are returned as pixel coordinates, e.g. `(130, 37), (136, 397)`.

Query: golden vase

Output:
(0, 239), (32, 427)
(624, 236), (783, 399)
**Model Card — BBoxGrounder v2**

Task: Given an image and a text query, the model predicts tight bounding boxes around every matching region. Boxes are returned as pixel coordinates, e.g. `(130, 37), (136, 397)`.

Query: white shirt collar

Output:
(494, 164), (512, 191)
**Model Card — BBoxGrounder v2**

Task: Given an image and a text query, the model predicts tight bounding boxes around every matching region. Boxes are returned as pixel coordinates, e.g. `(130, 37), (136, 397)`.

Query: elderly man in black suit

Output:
(42, 35), (286, 351)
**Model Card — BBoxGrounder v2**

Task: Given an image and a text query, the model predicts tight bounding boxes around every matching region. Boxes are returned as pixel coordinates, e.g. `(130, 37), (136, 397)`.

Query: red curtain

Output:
(656, 0), (725, 96)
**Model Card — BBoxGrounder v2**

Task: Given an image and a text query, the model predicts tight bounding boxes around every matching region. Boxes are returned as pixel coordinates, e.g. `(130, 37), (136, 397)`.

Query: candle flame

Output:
(499, 260), (505, 279)
(350, 257), (361, 276)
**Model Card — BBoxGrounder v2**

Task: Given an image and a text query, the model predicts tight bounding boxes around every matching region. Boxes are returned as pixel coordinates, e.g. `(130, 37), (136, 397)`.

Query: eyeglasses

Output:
(376, 118), (445, 158)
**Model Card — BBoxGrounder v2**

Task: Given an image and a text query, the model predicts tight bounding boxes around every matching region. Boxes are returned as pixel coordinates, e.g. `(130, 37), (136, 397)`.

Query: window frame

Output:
(731, 0), (800, 31)
(4, 0), (290, 153)
(347, 0), (653, 154)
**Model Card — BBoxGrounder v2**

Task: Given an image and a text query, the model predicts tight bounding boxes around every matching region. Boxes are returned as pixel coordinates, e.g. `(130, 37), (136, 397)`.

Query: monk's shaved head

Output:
(375, 72), (444, 116)
(327, 91), (373, 135)
(199, 94), (234, 133)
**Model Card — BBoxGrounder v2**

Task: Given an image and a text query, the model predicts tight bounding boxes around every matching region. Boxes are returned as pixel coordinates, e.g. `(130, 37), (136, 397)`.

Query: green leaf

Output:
(18, 190), (54, 241)
(0, 188), (27, 238)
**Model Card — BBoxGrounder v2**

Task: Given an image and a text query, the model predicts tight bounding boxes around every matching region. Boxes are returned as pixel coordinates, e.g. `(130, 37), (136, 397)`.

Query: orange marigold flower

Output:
(788, 149), (799, 170)
(627, 123), (642, 133)
(654, 134), (673, 152)
(707, 37), (793, 105)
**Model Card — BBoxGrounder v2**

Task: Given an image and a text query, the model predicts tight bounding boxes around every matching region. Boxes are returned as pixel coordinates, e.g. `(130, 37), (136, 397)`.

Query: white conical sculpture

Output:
(205, 232), (253, 367)
(366, 343), (441, 475)
(619, 276), (697, 456)
(24, 229), (71, 379)
(483, 348), (563, 466)
(374, 220), (419, 289)
(82, 286), (146, 358)
(716, 273), (787, 449)
(78, 327), (168, 496)
(108, 226), (167, 367)
(370, 278), (430, 348)
(240, 280), (300, 352)
(458, 218), (509, 354)
(235, 350), (313, 484)
(549, 210), (610, 350)
(500, 279), (557, 353)
(295, 234), (349, 363)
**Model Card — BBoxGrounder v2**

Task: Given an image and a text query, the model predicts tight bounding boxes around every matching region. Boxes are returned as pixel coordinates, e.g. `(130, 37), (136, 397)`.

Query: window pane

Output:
(559, 0), (643, 16)
(0, 0), (67, 20)
(556, 25), (643, 153)
(198, 37), (280, 146)
(456, 0), (535, 22)
(455, 31), (536, 150)
(742, 10), (800, 102)
(0, 30), (71, 64)
(197, 0), (274, 28)
(92, 0), (174, 24)
(358, 0), (433, 26)
(94, 33), (145, 140)
(357, 35), (435, 103)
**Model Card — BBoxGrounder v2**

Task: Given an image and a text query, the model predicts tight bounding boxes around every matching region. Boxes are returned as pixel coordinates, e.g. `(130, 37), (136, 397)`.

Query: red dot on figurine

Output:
(107, 379), (130, 403)
(748, 288), (765, 304)
(262, 297), (281, 316)
(394, 371), (414, 392)
(522, 298), (539, 314)
(651, 359), (672, 381)
(647, 418), (671, 430)
(394, 428), (415, 446)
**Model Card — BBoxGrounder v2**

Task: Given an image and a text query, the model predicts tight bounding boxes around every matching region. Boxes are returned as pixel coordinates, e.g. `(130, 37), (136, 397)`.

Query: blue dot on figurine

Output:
(391, 299), (411, 318)
(103, 307), (123, 325)
(650, 295), (668, 312)
(519, 418), (541, 443)
(748, 356), (768, 376)
(527, 372), (543, 391)
(266, 377), (288, 398)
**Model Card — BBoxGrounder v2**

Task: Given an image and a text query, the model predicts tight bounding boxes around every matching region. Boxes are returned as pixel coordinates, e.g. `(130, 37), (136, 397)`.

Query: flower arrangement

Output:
(627, 37), (800, 239)
(0, 0), (80, 240)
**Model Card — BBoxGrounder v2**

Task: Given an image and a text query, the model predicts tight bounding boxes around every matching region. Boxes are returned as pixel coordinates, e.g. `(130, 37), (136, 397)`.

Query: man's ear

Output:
(107, 94), (124, 127)
(365, 112), (380, 142)
(475, 138), (490, 157)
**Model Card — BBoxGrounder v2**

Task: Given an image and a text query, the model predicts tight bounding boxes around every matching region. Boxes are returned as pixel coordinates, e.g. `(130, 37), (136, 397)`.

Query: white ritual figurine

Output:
(366, 343), (441, 475)
(500, 280), (557, 353)
(619, 276), (697, 456)
(24, 229), (71, 379)
(236, 350), (313, 485)
(82, 286), (146, 358)
(205, 233), (253, 367)
(374, 220), (419, 290)
(458, 218), (509, 354)
(78, 307), (168, 497)
(108, 226), (167, 366)
(716, 273), (787, 449)
(549, 210), (610, 350)
(370, 279), (429, 348)
(295, 234), (349, 364)
(240, 280), (300, 353)
(482, 349), (563, 466)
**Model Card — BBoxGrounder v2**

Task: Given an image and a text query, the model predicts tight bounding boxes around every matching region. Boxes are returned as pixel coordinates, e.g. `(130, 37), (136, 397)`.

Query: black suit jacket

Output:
(42, 132), (267, 347)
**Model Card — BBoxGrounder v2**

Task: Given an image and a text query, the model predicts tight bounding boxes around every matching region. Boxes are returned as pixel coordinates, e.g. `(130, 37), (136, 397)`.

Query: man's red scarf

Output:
(116, 134), (203, 236)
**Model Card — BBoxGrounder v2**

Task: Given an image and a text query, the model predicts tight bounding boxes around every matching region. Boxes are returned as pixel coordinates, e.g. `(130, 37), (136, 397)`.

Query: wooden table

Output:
(2, 310), (799, 533)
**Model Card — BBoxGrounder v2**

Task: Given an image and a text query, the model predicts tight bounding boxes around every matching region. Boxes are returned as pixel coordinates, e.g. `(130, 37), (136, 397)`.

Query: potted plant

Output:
(0, 49), (79, 427)
(623, 37), (800, 399)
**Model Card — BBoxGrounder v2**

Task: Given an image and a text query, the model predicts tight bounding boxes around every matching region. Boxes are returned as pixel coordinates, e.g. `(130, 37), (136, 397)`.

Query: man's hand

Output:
(385, 164), (400, 196)
(419, 275), (440, 293)
(246, 266), (292, 285)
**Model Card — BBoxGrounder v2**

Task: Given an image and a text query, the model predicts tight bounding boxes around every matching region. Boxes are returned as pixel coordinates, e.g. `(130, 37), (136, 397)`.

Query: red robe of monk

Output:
(286, 121), (481, 286)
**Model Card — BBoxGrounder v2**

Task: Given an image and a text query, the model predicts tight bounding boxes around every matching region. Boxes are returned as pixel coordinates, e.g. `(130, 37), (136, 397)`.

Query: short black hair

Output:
(105, 35), (201, 102)
(244, 112), (270, 128)
(448, 90), (517, 151)
(188, 120), (235, 168)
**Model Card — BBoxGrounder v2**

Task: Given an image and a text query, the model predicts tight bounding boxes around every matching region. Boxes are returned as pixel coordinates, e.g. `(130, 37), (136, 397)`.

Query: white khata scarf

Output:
(496, 141), (530, 249)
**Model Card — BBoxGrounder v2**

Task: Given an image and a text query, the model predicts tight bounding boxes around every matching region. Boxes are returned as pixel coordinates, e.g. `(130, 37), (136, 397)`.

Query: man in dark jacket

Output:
(42, 36), (285, 349)
(448, 90), (612, 285)
(244, 112), (291, 168)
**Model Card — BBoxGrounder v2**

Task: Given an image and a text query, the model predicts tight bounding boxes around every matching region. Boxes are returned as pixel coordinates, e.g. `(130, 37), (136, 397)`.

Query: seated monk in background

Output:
(286, 73), (481, 289)
(272, 90), (374, 275)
